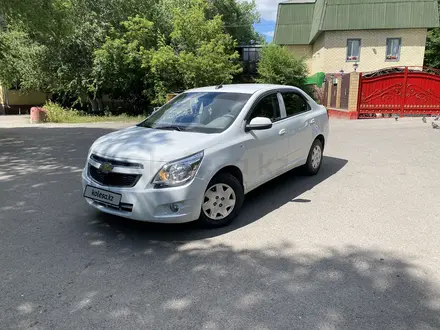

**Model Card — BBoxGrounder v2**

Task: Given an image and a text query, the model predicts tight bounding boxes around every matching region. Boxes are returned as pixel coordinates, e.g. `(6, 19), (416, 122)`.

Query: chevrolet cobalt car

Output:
(82, 84), (329, 227)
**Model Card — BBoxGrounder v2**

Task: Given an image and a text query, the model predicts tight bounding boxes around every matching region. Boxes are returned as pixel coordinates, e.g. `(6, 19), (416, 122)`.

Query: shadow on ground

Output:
(3, 127), (440, 329)
(7, 241), (440, 329)
(96, 155), (348, 240)
(0, 126), (347, 239)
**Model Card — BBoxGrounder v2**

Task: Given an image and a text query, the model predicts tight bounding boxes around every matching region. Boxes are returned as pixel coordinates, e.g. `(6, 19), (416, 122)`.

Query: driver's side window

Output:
(249, 94), (281, 122)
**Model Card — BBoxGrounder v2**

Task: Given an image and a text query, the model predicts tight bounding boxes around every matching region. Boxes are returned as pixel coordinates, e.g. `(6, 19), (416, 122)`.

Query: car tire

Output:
(303, 139), (323, 176)
(198, 173), (244, 228)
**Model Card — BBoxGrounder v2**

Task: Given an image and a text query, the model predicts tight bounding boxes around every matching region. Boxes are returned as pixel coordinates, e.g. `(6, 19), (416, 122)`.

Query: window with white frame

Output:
(386, 38), (401, 61)
(346, 39), (360, 61)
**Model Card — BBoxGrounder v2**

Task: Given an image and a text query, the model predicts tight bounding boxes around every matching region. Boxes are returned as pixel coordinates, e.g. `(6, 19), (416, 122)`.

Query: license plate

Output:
(83, 186), (122, 207)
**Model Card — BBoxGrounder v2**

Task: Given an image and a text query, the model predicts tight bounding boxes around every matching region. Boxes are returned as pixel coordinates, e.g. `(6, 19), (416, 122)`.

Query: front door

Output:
(241, 93), (289, 190)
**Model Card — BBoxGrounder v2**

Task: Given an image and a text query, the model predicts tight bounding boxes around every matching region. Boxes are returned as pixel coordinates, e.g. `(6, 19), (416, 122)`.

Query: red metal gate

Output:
(358, 67), (440, 117)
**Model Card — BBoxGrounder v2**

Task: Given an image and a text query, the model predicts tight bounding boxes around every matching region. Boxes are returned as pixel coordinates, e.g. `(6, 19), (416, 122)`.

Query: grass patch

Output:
(42, 101), (144, 123)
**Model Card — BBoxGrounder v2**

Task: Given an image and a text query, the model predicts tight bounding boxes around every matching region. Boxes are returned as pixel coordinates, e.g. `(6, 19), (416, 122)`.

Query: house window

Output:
(243, 48), (249, 61)
(242, 47), (261, 63)
(346, 39), (360, 61)
(386, 38), (401, 61)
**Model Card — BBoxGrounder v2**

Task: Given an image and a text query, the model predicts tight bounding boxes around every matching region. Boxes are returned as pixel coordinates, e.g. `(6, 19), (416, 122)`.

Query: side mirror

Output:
(246, 117), (273, 131)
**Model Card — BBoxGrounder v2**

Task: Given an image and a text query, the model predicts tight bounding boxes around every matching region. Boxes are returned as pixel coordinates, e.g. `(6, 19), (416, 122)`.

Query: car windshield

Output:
(138, 92), (251, 133)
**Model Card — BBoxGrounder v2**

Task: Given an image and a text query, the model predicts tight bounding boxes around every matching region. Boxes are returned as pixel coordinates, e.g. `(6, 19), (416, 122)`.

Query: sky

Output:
(251, 0), (284, 42)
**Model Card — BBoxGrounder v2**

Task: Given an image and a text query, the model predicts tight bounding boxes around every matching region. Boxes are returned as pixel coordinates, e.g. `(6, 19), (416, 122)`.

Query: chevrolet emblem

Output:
(99, 162), (114, 174)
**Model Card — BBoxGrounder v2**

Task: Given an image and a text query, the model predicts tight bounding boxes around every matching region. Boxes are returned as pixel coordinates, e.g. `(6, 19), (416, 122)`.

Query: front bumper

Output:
(81, 168), (207, 223)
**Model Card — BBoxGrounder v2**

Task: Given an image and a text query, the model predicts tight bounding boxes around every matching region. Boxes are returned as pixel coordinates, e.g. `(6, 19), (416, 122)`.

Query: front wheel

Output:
(303, 139), (323, 175)
(198, 173), (244, 228)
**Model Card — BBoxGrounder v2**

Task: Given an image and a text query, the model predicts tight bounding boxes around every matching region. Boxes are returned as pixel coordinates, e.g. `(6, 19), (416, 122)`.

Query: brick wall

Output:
(6, 90), (51, 106)
(287, 45), (313, 74)
(287, 29), (428, 74)
(348, 72), (360, 111)
(322, 29), (427, 73)
(326, 81), (332, 106)
(311, 34), (326, 73)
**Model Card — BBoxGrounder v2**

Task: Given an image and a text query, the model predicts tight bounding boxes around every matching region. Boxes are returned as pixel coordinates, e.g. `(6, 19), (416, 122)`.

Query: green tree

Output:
(92, 16), (156, 112)
(152, 0), (262, 45)
(425, 29), (440, 68)
(257, 44), (310, 91)
(206, 0), (263, 45)
(424, 0), (440, 68)
(149, 0), (242, 103)
(0, 0), (70, 41)
(0, 30), (46, 90)
(0, 0), (253, 112)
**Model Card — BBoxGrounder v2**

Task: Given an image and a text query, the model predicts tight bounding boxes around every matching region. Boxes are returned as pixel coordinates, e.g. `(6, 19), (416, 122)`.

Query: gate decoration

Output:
(358, 66), (440, 117)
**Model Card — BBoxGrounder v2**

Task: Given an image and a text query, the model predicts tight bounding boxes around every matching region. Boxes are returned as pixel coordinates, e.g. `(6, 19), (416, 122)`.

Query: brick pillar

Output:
(327, 81), (332, 107)
(348, 72), (360, 112)
(336, 77), (342, 109)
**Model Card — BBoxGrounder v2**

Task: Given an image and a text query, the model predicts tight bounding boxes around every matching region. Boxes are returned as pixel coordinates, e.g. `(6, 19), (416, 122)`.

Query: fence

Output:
(322, 67), (440, 119)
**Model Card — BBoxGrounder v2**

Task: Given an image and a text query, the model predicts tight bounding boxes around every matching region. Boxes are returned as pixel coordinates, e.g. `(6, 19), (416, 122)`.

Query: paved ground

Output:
(0, 115), (136, 129)
(1, 118), (440, 330)
(0, 115), (31, 127)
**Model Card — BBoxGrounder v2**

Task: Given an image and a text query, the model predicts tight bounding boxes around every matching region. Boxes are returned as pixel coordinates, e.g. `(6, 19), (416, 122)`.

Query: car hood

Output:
(91, 126), (219, 162)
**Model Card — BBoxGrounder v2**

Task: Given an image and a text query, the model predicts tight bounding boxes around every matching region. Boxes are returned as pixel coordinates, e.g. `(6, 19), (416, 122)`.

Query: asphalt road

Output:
(1, 119), (440, 330)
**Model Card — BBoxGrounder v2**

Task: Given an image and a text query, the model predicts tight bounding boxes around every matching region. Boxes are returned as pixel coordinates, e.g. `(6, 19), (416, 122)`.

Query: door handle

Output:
(310, 118), (315, 124)
(279, 129), (286, 135)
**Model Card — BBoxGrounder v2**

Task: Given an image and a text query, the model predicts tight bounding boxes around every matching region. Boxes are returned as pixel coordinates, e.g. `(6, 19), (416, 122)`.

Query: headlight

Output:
(152, 151), (204, 188)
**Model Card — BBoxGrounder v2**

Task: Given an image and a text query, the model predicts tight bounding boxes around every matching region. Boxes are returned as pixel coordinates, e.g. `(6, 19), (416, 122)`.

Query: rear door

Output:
(279, 90), (314, 166)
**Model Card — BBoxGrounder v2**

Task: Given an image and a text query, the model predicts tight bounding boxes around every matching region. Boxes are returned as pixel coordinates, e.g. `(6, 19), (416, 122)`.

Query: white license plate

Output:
(84, 186), (122, 207)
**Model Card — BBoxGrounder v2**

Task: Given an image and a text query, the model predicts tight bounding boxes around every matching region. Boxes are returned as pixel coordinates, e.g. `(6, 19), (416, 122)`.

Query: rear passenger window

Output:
(249, 94), (281, 122)
(282, 92), (310, 117)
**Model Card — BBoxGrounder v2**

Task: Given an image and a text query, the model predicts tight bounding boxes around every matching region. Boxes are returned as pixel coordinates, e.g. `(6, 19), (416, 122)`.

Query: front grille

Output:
(88, 165), (141, 188)
(90, 154), (143, 169)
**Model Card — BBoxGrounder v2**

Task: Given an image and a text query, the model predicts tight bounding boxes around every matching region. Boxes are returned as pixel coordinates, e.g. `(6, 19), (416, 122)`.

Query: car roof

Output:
(185, 84), (298, 95)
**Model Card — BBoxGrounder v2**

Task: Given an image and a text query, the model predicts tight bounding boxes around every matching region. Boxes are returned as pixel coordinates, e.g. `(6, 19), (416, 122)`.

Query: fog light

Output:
(169, 203), (180, 213)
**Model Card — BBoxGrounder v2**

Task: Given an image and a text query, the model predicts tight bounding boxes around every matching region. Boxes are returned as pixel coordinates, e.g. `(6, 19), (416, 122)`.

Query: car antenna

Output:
(215, 80), (225, 89)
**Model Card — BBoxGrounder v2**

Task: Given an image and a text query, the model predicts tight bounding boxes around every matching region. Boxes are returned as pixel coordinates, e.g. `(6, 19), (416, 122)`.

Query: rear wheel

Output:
(303, 139), (323, 175)
(198, 173), (244, 228)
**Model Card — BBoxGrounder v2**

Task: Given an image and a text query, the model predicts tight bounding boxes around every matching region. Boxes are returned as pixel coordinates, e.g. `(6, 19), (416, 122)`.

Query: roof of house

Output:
(274, 0), (440, 45)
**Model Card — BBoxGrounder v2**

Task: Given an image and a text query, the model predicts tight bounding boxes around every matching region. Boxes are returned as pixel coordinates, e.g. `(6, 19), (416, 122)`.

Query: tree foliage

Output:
(92, 16), (156, 105)
(206, 0), (263, 45)
(0, 0), (259, 112)
(93, 0), (242, 105)
(0, 30), (46, 90)
(425, 29), (440, 68)
(424, 0), (440, 68)
(257, 44), (310, 90)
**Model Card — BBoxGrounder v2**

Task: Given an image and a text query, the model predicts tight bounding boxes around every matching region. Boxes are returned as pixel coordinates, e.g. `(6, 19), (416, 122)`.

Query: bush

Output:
(42, 100), (144, 123)
(43, 101), (81, 123)
(257, 44), (314, 96)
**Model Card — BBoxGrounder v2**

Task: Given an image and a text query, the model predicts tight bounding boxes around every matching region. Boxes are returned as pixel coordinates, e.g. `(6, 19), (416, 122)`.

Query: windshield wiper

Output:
(154, 125), (184, 131)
